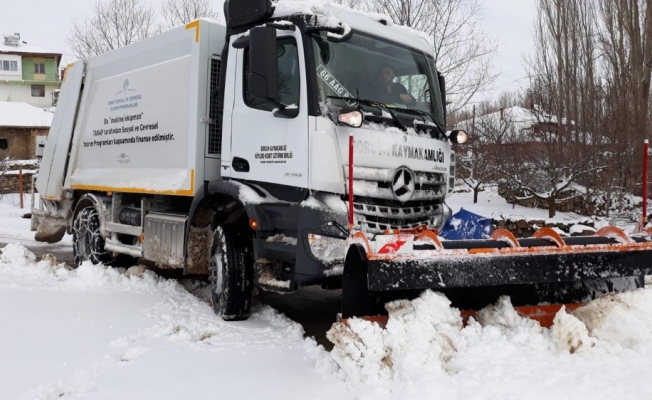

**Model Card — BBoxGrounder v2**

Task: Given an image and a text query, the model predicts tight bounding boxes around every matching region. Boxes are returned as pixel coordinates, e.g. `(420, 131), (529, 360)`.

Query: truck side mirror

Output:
(248, 26), (278, 102)
(438, 72), (446, 123)
(225, 0), (274, 29)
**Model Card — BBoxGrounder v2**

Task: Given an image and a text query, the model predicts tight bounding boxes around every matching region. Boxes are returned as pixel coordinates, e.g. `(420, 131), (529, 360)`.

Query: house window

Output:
(31, 85), (45, 97)
(0, 139), (7, 150)
(1, 60), (17, 71)
(34, 62), (45, 74)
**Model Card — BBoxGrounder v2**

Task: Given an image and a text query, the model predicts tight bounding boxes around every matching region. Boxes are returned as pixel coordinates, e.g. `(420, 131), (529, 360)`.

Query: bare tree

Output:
(496, 105), (606, 218)
(332, 0), (366, 7)
(456, 139), (497, 204)
(67, 0), (158, 59)
(597, 0), (652, 189)
(355, 0), (499, 116)
(161, 0), (219, 29)
(455, 97), (519, 203)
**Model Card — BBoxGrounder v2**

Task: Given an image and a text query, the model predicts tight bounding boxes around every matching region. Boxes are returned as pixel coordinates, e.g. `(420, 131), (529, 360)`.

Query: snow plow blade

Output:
(341, 304), (585, 329)
(342, 227), (652, 320)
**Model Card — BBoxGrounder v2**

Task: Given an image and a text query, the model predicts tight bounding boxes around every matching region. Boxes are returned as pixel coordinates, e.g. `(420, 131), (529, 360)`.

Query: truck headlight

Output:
(448, 129), (468, 144)
(307, 233), (346, 262)
(338, 111), (363, 128)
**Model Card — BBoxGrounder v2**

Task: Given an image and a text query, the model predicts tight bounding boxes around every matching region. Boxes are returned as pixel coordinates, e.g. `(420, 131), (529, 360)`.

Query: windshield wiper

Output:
(392, 107), (447, 139)
(327, 96), (408, 132)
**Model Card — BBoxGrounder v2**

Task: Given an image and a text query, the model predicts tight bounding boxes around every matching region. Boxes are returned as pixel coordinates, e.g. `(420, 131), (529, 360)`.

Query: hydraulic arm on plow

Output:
(342, 137), (652, 327)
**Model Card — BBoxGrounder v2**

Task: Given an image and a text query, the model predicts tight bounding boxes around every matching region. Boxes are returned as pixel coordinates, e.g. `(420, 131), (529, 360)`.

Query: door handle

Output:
(232, 157), (250, 172)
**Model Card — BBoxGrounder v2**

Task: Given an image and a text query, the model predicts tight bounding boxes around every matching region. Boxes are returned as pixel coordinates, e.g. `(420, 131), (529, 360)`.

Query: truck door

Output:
(228, 28), (309, 189)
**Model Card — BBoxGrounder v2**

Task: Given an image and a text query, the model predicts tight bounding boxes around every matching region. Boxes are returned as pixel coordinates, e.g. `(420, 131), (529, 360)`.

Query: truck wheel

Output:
(73, 206), (113, 267)
(209, 225), (254, 321)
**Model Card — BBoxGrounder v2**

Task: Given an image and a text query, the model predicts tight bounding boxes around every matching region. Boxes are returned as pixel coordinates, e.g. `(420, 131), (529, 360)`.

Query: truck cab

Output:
(32, 0), (462, 321)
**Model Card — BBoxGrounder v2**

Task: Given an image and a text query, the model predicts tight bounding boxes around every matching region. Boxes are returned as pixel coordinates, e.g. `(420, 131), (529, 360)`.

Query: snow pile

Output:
(0, 242), (36, 266)
(326, 289), (652, 398)
(551, 306), (596, 353)
(573, 291), (652, 348)
(327, 291), (461, 384)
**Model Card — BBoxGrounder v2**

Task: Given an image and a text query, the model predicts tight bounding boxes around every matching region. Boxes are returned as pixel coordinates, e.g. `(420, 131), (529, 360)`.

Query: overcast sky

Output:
(0, 0), (536, 101)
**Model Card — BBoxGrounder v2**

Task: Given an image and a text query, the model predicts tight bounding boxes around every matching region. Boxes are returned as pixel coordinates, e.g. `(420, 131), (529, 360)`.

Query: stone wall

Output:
(0, 160), (39, 195)
(497, 183), (597, 215)
(494, 215), (597, 238)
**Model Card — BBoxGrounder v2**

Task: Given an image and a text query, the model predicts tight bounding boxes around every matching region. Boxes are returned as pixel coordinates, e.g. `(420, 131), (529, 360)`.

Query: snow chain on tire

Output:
(73, 206), (113, 267)
(209, 225), (254, 321)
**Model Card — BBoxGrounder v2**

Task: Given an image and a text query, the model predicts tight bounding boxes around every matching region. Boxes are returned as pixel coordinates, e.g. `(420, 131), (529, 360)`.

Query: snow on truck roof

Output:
(272, 0), (434, 55)
(0, 102), (53, 128)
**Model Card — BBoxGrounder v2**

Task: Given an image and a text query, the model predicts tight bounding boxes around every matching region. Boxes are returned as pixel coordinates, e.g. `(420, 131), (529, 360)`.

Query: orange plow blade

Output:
(344, 303), (586, 329)
(342, 226), (652, 320)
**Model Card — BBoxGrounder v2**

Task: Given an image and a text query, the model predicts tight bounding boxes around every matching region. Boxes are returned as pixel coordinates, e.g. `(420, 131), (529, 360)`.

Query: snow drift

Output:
(4, 241), (652, 399)
(326, 287), (652, 399)
(0, 243), (348, 399)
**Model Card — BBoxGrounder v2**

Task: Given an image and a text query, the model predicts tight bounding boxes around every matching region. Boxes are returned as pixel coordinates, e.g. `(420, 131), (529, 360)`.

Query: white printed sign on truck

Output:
(70, 55), (193, 194)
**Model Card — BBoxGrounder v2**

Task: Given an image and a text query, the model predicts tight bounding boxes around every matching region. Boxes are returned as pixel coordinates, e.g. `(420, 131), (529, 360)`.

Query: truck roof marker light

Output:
(448, 129), (468, 144)
(339, 111), (363, 128)
(249, 219), (259, 229)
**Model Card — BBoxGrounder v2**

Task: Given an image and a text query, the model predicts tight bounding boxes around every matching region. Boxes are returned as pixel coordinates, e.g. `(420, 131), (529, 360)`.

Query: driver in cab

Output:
(370, 65), (416, 106)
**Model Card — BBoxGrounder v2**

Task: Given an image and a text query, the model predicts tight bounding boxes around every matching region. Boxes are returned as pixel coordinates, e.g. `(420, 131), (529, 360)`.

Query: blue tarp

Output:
(440, 208), (494, 240)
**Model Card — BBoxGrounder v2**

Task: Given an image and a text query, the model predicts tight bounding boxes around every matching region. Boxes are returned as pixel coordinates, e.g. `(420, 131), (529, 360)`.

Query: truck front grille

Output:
(345, 167), (448, 234)
(353, 197), (445, 233)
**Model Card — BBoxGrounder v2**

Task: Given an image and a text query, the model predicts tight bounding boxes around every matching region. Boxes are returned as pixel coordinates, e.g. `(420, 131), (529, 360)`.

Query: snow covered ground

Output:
(0, 244), (351, 399)
(0, 193), (72, 247)
(448, 185), (585, 223)
(2, 191), (652, 399)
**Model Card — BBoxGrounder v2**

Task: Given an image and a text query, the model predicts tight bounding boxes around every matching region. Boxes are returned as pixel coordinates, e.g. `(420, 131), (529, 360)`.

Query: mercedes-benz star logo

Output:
(392, 167), (415, 202)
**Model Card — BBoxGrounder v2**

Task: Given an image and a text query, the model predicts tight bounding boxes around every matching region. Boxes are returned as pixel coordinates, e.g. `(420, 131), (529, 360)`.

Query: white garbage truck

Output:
(33, 0), (462, 321)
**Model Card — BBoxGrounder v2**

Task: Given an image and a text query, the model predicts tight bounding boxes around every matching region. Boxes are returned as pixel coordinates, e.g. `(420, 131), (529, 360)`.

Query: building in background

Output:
(0, 33), (62, 108)
(0, 101), (53, 160)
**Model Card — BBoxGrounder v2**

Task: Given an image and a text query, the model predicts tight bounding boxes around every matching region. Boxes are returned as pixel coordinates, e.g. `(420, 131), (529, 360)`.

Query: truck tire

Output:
(73, 206), (113, 267)
(209, 225), (254, 321)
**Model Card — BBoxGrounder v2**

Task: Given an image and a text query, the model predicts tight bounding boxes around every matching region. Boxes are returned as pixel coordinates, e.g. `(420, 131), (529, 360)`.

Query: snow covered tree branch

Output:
(161, 0), (219, 29)
(352, 0), (499, 116)
(67, 0), (158, 59)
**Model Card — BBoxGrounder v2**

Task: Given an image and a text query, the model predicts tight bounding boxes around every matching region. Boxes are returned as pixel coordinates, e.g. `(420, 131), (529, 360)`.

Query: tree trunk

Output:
(473, 187), (479, 204)
(548, 197), (557, 218)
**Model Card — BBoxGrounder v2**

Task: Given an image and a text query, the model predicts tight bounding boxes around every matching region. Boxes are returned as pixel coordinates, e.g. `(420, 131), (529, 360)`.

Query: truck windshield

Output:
(311, 31), (445, 127)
